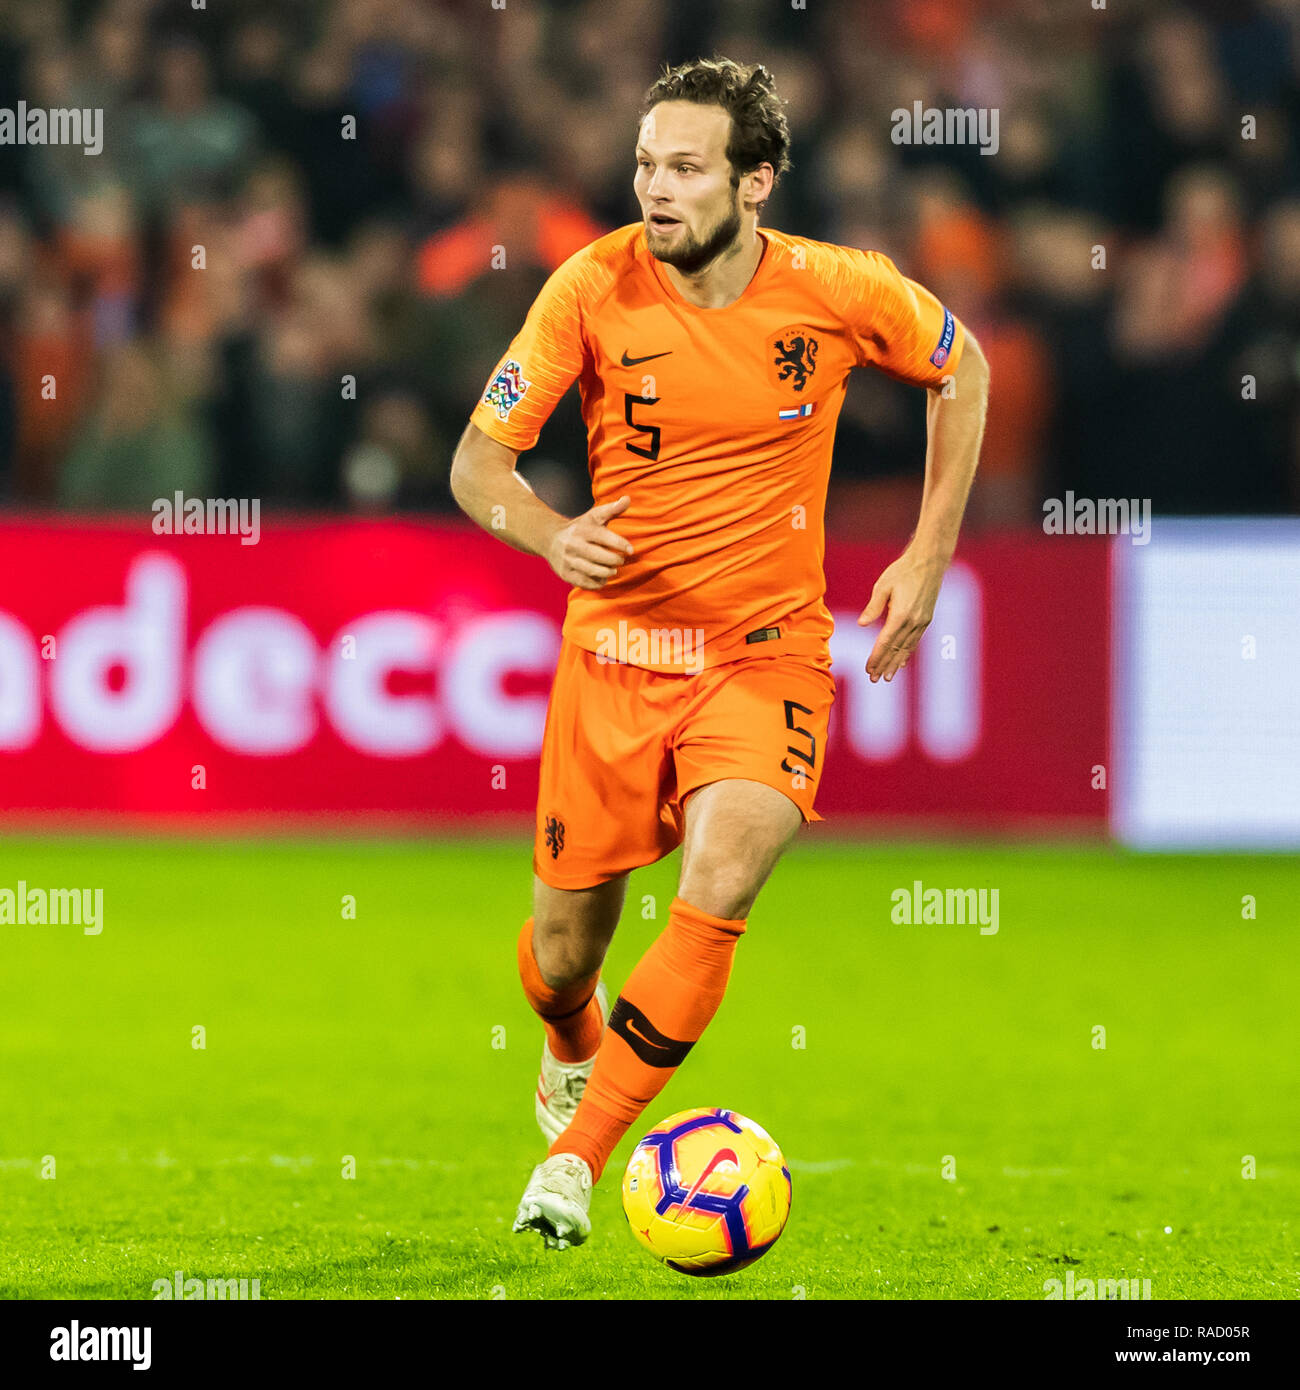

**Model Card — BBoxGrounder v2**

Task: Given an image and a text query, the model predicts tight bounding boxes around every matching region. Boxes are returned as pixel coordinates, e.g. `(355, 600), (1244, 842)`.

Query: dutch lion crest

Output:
(769, 327), (820, 394)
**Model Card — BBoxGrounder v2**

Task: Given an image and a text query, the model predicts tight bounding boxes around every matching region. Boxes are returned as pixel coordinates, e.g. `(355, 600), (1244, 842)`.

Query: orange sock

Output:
(517, 918), (604, 1064)
(549, 897), (746, 1182)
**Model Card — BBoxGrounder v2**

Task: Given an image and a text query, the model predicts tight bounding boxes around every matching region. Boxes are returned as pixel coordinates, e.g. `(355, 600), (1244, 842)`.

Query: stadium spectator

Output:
(0, 0), (1292, 523)
(57, 338), (212, 507)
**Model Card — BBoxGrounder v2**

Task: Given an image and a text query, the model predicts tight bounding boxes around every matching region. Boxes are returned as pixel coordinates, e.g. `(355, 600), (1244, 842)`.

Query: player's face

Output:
(635, 102), (744, 274)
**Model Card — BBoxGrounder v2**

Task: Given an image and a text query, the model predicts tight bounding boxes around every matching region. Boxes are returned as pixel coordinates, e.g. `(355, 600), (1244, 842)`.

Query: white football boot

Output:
(512, 1153), (594, 1249)
(535, 980), (608, 1144)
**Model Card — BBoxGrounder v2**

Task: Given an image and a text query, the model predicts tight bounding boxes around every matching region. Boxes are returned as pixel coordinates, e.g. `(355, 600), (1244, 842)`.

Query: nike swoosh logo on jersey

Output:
(621, 349), (672, 366)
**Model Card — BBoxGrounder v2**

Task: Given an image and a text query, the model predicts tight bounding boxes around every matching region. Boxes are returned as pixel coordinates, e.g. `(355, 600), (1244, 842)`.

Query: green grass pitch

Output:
(0, 836), (1294, 1300)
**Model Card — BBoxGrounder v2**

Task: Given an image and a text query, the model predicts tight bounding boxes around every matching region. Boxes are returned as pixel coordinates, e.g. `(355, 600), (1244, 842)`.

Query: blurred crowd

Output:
(0, 0), (1297, 531)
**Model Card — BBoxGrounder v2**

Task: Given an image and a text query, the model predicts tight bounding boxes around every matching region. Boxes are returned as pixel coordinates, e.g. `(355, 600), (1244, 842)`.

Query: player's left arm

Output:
(859, 334), (990, 682)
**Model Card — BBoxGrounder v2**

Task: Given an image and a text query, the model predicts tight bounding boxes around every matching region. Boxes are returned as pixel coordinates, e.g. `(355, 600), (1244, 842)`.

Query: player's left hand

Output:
(858, 548), (948, 682)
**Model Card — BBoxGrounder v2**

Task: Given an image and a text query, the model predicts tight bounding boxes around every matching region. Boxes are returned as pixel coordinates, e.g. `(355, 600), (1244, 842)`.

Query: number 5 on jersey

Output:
(624, 391), (661, 461)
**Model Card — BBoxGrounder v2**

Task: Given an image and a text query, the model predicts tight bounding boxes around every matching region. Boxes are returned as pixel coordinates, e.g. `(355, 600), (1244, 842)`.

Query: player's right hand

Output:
(546, 495), (634, 590)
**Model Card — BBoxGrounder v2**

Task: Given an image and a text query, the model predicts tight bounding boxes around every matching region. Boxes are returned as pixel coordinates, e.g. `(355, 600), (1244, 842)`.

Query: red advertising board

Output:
(0, 518), (1108, 830)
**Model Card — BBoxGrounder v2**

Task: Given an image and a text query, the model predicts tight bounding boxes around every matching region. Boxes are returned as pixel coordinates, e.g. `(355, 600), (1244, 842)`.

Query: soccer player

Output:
(451, 57), (989, 1249)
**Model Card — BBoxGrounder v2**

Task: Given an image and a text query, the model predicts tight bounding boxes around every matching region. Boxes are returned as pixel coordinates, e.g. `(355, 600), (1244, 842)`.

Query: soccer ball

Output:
(621, 1108), (792, 1276)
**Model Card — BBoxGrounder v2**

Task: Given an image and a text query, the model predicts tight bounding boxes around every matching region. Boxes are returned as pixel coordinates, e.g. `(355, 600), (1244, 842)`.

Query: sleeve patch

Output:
(482, 359), (532, 420)
(929, 307), (955, 367)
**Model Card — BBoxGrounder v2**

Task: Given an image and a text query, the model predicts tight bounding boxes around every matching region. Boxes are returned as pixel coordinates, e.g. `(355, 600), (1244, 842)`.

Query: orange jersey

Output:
(471, 223), (966, 672)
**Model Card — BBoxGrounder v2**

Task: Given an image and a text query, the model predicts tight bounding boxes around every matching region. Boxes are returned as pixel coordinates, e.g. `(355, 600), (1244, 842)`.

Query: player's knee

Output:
(531, 913), (605, 987)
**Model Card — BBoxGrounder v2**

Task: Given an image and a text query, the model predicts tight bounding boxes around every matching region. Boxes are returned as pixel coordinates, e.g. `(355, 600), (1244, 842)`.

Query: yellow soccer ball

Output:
(621, 1108), (792, 1276)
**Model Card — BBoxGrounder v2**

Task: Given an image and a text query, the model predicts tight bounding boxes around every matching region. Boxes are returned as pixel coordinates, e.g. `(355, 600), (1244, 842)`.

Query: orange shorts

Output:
(533, 641), (836, 889)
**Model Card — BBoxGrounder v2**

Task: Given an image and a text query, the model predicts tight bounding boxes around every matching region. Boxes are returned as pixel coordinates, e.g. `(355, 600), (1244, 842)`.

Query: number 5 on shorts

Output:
(780, 699), (816, 775)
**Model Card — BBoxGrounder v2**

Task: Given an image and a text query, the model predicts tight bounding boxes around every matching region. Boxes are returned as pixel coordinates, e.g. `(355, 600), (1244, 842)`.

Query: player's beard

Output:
(647, 197), (743, 275)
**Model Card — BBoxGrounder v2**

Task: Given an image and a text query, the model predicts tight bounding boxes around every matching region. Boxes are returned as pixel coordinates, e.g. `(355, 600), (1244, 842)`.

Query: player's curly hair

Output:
(641, 57), (792, 194)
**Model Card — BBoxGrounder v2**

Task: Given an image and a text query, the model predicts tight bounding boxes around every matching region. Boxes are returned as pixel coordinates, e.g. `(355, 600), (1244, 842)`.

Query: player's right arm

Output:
(451, 240), (634, 589)
(450, 423), (633, 590)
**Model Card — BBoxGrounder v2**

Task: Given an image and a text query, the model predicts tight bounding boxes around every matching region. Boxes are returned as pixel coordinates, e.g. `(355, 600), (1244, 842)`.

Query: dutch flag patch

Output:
(777, 403), (815, 421)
